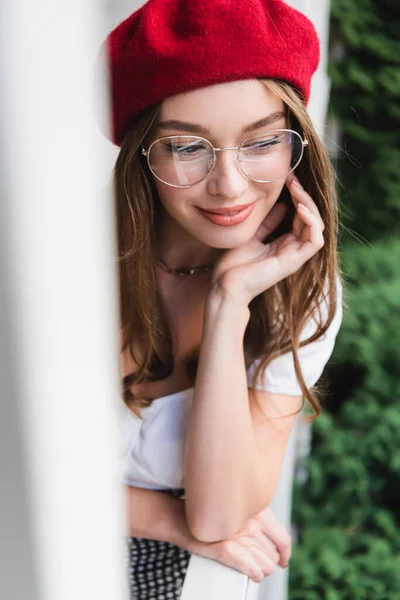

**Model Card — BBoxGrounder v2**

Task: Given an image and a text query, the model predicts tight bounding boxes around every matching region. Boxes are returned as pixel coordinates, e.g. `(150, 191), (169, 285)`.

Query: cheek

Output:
(155, 181), (177, 209)
(155, 178), (204, 212)
(256, 180), (286, 206)
(154, 183), (191, 221)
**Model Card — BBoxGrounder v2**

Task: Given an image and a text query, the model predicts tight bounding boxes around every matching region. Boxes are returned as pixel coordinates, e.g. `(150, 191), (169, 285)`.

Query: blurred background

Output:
(290, 1), (400, 598)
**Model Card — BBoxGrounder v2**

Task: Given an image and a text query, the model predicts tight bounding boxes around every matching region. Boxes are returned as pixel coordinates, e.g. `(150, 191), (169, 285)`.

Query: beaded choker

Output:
(156, 257), (214, 276)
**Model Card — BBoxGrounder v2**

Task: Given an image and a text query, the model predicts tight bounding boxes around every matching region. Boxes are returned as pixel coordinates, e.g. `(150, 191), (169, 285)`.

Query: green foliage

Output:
(328, 0), (400, 242)
(290, 241), (400, 595)
(290, 525), (400, 600)
(289, 1), (400, 597)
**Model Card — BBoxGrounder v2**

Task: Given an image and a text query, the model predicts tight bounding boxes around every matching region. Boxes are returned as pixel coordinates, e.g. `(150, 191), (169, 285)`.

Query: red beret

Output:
(103, 0), (320, 146)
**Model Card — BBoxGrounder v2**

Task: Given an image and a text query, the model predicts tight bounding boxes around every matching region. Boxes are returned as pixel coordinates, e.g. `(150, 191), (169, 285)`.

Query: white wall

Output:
(0, 2), (129, 599)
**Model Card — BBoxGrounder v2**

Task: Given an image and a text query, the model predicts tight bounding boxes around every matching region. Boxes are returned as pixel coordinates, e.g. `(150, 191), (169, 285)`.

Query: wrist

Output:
(206, 285), (250, 329)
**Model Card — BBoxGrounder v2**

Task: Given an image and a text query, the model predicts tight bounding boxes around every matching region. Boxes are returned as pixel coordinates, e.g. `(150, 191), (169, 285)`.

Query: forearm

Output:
(184, 290), (269, 542)
(125, 485), (203, 553)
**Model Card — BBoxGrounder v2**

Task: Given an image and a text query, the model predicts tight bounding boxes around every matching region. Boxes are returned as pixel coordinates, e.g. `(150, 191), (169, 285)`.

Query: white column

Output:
(286, 0), (332, 135)
(0, 1), (128, 599)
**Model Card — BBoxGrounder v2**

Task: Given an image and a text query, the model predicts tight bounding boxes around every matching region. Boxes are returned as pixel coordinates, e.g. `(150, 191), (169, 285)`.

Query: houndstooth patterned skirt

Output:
(126, 488), (191, 600)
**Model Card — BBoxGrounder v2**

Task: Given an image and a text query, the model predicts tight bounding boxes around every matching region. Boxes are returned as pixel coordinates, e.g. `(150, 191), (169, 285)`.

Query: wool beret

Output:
(102, 0), (320, 146)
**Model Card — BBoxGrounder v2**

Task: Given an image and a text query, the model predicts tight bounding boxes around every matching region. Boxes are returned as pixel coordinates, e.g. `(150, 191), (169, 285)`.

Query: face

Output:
(145, 79), (290, 250)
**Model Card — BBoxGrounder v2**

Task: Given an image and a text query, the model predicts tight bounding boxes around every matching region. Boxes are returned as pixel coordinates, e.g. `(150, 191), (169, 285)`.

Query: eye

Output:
(163, 141), (211, 162)
(166, 142), (208, 155)
(255, 138), (280, 148)
(246, 136), (281, 150)
(240, 135), (285, 159)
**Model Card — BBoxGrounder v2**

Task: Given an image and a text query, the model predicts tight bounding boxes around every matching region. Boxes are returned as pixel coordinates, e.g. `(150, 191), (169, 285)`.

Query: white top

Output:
(119, 277), (343, 491)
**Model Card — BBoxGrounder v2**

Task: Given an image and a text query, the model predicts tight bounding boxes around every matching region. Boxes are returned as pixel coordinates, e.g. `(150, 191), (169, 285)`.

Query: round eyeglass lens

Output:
(237, 130), (304, 183)
(147, 136), (214, 187)
(146, 130), (305, 187)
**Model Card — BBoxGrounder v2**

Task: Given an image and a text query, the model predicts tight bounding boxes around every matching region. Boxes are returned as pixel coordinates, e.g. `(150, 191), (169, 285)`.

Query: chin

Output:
(192, 227), (256, 249)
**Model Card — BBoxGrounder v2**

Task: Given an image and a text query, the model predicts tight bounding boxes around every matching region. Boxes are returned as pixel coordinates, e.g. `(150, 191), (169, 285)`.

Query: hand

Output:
(189, 505), (292, 584)
(210, 175), (325, 306)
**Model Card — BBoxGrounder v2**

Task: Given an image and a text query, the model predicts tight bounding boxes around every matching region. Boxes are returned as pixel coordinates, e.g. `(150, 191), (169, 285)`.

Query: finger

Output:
(245, 561), (266, 584)
(249, 529), (280, 563)
(292, 205), (305, 238)
(253, 201), (288, 242)
(296, 204), (325, 254)
(257, 509), (292, 567)
(248, 545), (278, 578)
(278, 207), (324, 274)
(281, 207), (324, 275)
(286, 176), (325, 232)
(221, 549), (265, 584)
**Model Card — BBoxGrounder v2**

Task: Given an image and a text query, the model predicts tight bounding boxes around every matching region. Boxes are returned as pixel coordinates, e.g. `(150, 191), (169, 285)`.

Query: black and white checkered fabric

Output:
(126, 489), (191, 599)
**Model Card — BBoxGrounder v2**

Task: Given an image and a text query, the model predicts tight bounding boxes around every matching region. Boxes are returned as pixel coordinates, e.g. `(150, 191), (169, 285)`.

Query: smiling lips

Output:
(196, 202), (256, 226)
(201, 202), (254, 215)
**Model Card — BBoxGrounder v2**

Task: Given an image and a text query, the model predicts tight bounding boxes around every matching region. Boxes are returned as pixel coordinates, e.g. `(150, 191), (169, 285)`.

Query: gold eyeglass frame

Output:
(141, 128), (308, 188)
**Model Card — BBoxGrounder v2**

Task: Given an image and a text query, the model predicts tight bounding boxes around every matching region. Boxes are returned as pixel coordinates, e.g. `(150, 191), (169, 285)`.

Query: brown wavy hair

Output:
(114, 79), (341, 422)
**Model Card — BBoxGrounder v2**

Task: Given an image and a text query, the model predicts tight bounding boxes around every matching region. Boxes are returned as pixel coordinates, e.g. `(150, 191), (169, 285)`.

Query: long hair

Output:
(114, 79), (341, 422)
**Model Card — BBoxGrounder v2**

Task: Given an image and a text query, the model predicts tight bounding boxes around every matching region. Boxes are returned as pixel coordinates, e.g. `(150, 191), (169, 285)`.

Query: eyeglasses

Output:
(141, 129), (308, 188)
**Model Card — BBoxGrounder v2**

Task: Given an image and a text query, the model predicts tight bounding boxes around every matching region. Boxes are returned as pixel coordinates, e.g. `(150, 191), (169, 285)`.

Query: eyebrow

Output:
(155, 111), (286, 135)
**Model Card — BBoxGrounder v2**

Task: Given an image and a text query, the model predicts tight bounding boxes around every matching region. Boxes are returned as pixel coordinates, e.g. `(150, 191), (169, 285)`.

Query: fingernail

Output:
(297, 203), (310, 213)
(292, 178), (303, 190)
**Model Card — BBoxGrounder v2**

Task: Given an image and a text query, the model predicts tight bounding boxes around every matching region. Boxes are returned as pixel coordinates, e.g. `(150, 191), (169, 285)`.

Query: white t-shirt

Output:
(119, 276), (343, 491)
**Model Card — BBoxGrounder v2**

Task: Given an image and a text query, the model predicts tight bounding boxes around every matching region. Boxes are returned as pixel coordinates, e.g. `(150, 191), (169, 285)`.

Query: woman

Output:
(99, 0), (344, 597)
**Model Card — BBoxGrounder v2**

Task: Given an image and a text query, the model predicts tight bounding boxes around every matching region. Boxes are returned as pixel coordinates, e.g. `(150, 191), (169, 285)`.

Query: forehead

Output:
(157, 79), (286, 136)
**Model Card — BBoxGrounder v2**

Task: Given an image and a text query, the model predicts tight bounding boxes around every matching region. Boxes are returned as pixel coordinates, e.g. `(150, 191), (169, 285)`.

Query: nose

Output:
(206, 149), (250, 199)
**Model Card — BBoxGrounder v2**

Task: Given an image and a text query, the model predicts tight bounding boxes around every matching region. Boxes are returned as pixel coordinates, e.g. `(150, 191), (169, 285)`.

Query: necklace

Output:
(156, 257), (214, 276)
